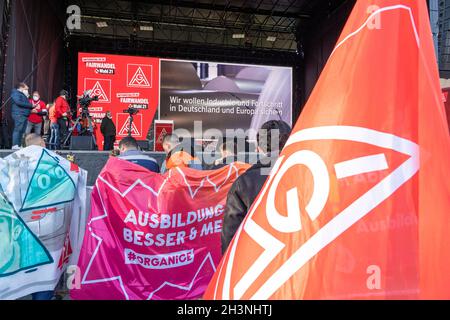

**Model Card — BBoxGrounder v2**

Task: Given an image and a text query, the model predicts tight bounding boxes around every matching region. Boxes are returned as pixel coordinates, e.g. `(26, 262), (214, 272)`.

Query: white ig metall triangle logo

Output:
(90, 81), (109, 102)
(221, 126), (420, 300)
(119, 117), (140, 136)
(129, 67), (150, 87)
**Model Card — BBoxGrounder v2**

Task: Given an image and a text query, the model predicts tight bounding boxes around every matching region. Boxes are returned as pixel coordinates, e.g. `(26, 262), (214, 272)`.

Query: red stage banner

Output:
(154, 120), (174, 152)
(205, 0), (450, 299)
(71, 158), (249, 300)
(77, 53), (160, 150)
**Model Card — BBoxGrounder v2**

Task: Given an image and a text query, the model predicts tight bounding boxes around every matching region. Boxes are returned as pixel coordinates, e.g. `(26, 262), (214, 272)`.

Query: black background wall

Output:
(1, 0), (65, 148)
(301, 0), (356, 103)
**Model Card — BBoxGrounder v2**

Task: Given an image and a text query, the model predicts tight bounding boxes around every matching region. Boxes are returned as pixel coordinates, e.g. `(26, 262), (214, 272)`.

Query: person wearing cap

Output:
(54, 90), (70, 146)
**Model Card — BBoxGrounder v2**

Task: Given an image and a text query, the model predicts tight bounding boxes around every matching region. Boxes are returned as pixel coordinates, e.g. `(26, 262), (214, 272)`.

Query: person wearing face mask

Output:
(25, 91), (47, 136)
(100, 111), (116, 151)
(10, 83), (34, 149)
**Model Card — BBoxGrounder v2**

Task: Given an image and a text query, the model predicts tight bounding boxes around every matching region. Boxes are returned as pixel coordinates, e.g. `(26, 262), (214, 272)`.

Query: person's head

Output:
(118, 137), (139, 153)
(25, 133), (46, 148)
(16, 83), (29, 97)
(105, 111), (112, 119)
(256, 120), (292, 155)
(162, 134), (180, 154)
(32, 91), (40, 101)
(60, 90), (68, 99)
(219, 140), (236, 159)
(0, 213), (23, 273)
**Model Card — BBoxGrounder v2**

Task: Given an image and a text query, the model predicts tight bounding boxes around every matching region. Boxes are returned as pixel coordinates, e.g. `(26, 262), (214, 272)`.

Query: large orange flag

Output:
(205, 0), (450, 299)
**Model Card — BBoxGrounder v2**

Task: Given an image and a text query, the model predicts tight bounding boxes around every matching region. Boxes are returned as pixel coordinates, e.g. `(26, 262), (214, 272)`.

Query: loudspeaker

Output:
(136, 140), (150, 151)
(70, 136), (96, 150)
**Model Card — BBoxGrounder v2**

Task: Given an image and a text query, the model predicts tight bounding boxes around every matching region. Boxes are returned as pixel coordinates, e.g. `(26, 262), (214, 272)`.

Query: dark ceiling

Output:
(66, 0), (350, 53)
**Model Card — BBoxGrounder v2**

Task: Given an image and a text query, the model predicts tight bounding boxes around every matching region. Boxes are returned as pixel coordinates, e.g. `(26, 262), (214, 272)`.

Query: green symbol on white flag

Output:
(0, 192), (53, 277)
(21, 150), (76, 211)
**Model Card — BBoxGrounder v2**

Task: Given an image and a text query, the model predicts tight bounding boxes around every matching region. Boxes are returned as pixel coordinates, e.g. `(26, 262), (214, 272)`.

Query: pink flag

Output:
(71, 157), (248, 300)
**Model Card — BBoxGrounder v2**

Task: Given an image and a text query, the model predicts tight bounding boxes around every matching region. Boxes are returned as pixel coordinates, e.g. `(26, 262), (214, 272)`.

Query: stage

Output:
(0, 150), (167, 186)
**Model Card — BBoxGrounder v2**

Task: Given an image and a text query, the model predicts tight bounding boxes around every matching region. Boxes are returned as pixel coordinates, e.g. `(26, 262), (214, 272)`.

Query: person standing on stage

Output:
(54, 90), (70, 147)
(25, 91), (47, 136)
(100, 111), (116, 151)
(10, 83), (34, 149)
(48, 103), (59, 150)
(42, 104), (52, 143)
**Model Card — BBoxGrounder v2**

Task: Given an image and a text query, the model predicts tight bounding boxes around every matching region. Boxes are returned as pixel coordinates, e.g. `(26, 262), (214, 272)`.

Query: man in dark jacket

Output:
(11, 83), (34, 148)
(221, 120), (292, 253)
(100, 111), (116, 151)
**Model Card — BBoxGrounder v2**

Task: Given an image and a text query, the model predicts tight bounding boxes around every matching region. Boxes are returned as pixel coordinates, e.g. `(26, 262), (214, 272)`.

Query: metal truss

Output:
(65, 0), (347, 52)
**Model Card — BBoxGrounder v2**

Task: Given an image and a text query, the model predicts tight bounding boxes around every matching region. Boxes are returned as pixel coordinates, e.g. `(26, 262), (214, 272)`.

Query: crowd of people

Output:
(7, 81), (292, 300)
(106, 120), (292, 256)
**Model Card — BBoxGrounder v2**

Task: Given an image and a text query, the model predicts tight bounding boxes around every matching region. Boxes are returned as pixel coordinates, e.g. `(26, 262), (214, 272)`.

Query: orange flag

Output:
(205, 0), (450, 300)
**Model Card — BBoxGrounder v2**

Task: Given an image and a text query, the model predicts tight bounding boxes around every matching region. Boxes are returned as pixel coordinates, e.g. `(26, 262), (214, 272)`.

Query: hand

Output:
(31, 109), (38, 113)
(110, 149), (120, 157)
(62, 112), (68, 117)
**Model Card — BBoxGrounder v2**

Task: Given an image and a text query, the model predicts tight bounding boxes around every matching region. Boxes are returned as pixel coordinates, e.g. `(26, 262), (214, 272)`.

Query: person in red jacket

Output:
(26, 91), (47, 136)
(54, 90), (70, 147)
